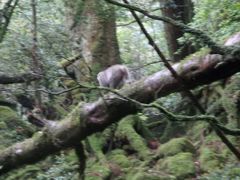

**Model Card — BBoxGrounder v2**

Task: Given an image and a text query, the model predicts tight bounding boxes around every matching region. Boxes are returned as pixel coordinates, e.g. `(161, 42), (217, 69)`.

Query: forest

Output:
(0, 0), (240, 179)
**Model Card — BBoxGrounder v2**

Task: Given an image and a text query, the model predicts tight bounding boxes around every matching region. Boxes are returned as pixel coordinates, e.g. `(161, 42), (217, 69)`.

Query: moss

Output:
(199, 147), (223, 172)
(0, 106), (18, 122)
(182, 48), (210, 61)
(187, 122), (208, 141)
(101, 123), (117, 143)
(107, 153), (131, 168)
(0, 94), (5, 101)
(107, 149), (126, 156)
(126, 165), (176, 180)
(0, 106), (34, 149)
(134, 115), (155, 140)
(159, 152), (195, 179)
(116, 115), (150, 159)
(0, 121), (7, 129)
(88, 134), (104, 151)
(204, 134), (221, 144)
(65, 150), (78, 163)
(86, 162), (111, 180)
(158, 137), (195, 157)
(64, 79), (77, 87)
(200, 163), (240, 179)
(127, 171), (176, 180)
(87, 134), (106, 162)
(221, 73), (240, 128)
(59, 54), (81, 67)
(3, 165), (41, 180)
(0, 106), (34, 132)
(228, 167), (240, 178)
(177, 48), (210, 72)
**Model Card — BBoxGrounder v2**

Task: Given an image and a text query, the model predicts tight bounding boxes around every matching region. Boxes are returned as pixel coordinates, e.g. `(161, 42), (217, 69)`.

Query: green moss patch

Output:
(0, 106), (33, 149)
(127, 170), (176, 180)
(107, 153), (132, 169)
(199, 147), (223, 172)
(159, 152), (195, 179)
(86, 162), (111, 180)
(158, 137), (195, 157)
(116, 115), (150, 159)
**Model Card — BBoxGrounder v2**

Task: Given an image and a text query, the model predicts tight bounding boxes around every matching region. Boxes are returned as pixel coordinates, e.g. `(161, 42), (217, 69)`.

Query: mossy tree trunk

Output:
(65, 0), (121, 79)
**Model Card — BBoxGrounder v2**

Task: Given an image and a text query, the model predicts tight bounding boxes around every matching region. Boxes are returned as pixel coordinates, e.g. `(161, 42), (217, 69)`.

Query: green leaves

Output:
(191, 0), (240, 43)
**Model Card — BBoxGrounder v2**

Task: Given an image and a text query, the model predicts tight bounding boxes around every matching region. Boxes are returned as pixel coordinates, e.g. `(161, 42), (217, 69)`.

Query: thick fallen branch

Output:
(0, 73), (41, 84)
(0, 51), (240, 174)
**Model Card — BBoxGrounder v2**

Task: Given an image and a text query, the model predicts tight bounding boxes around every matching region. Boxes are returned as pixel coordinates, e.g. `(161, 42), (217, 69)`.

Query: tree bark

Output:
(31, 0), (42, 108)
(160, 0), (194, 62)
(64, 0), (121, 82)
(0, 51), (240, 174)
(0, 0), (19, 43)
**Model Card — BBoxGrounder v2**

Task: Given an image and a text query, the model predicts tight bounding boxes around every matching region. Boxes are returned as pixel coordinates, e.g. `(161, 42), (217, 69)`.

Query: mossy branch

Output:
(85, 83), (240, 137)
(99, 86), (240, 137)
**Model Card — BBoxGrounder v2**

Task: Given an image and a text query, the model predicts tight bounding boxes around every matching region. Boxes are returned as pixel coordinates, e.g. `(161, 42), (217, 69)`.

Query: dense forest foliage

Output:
(0, 0), (240, 179)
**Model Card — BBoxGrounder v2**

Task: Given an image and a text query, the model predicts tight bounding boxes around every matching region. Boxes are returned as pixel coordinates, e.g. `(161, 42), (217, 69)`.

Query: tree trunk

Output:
(0, 0), (19, 43)
(31, 0), (42, 108)
(65, 0), (121, 78)
(160, 0), (194, 62)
